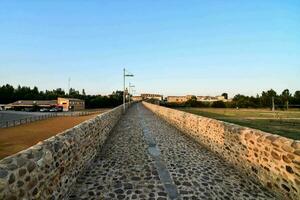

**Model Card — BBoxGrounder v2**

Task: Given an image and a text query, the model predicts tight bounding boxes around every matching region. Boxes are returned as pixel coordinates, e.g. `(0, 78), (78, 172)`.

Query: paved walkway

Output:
(68, 103), (276, 200)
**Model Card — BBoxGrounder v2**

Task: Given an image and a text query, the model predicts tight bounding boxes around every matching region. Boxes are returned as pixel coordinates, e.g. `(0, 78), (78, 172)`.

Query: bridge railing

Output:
(0, 113), (58, 128)
(0, 102), (133, 200)
(143, 101), (300, 200)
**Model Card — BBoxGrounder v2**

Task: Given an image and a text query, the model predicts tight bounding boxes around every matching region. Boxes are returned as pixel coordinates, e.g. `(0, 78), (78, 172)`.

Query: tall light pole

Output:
(129, 83), (135, 104)
(68, 77), (71, 95)
(123, 68), (134, 112)
(272, 96), (275, 112)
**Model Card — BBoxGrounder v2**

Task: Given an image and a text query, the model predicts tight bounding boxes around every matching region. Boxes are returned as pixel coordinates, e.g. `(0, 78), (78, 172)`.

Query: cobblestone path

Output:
(68, 103), (277, 200)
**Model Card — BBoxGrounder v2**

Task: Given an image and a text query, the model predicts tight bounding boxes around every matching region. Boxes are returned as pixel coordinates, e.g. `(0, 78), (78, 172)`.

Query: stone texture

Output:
(143, 102), (300, 200)
(0, 103), (131, 199)
(68, 104), (275, 200)
(68, 104), (166, 200)
(0, 102), (297, 199)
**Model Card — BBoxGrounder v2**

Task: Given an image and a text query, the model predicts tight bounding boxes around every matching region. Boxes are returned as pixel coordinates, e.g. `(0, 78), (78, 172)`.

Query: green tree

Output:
(281, 89), (291, 110)
(222, 93), (228, 99)
(294, 91), (300, 104)
(211, 101), (226, 108)
(260, 89), (277, 108)
(185, 96), (198, 107)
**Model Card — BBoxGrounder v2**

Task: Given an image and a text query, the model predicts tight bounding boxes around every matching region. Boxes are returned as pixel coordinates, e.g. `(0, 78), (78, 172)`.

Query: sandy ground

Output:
(0, 113), (102, 159)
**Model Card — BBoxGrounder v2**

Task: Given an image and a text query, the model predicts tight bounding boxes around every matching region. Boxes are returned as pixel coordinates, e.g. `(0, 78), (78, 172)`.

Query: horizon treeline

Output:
(164, 89), (300, 109)
(0, 84), (123, 108)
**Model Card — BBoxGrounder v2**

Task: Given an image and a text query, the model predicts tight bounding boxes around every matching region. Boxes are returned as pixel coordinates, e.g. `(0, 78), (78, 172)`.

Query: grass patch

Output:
(178, 108), (300, 140)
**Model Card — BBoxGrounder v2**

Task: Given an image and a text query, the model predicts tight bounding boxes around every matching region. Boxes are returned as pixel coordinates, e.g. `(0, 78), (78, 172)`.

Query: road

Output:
(68, 103), (276, 200)
(0, 110), (46, 122)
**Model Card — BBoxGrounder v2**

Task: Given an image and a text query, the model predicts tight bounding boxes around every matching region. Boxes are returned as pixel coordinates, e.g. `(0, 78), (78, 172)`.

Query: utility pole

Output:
(123, 68), (126, 112)
(68, 77), (71, 95)
(129, 82), (135, 105)
(272, 96), (275, 112)
(123, 68), (134, 112)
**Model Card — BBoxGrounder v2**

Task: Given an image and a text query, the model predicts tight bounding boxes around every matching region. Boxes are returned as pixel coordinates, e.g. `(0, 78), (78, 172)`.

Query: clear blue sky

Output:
(0, 0), (299, 97)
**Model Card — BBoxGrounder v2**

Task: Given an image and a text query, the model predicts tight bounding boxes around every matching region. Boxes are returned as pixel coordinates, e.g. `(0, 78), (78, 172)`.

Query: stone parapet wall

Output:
(0, 103), (131, 200)
(143, 102), (300, 200)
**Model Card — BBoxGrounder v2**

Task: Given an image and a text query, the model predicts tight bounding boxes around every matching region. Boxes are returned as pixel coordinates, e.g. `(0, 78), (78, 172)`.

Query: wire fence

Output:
(0, 113), (58, 128)
(0, 110), (104, 129)
(58, 111), (101, 117)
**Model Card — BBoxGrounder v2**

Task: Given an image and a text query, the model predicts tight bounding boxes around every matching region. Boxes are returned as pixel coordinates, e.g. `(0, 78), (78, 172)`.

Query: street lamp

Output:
(129, 83), (135, 104)
(123, 68), (134, 112)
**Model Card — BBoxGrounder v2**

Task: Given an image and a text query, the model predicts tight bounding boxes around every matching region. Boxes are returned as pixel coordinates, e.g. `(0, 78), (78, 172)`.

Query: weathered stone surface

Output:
(282, 144), (294, 153)
(0, 103), (131, 199)
(26, 161), (36, 173)
(292, 141), (300, 149)
(143, 102), (300, 200)
(0, 178), (6, 191)
(0, 102), (298, 200)
(271, 151), (281, 160)
(8, 174), (15, 184)
(16, 157), (27, 168)
(0, 169), (8, 179)
(294, 150), (300, 156)
(68, 104), (276, 200)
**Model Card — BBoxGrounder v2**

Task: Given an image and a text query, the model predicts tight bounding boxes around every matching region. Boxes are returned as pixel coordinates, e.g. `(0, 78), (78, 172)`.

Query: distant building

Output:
(132, 96), (142, 101)
(8, 100), (57, 110)
(57, 98), (85, 111)
(167, 96), (190, 103)
(197, 95), (227, 102)
(141, 94), (163, 101)
(167, 95), (229, 103)
(7, 98), (85, 111)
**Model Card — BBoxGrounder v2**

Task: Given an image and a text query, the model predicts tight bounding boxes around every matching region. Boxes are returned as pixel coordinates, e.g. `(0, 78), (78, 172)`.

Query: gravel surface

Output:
(68, 103), (277, 200)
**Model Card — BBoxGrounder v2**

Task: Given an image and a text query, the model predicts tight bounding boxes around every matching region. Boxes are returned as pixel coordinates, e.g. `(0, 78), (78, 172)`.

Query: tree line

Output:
(231, 89), (300, 109)
(162, 89), (300, 109)
(0, 84), (123, 108)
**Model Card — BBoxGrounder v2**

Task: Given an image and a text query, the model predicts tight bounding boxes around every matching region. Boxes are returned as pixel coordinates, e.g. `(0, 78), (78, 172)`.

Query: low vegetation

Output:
(162, 89), (300, 109)
(178, 107), (300, 140)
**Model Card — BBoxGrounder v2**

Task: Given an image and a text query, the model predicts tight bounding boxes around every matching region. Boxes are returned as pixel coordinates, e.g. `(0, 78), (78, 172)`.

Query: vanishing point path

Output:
(68, 103), (276, 200)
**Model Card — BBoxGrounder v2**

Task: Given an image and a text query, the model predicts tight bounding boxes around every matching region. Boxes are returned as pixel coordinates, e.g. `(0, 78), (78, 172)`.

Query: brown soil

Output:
(0, 113), (103, 159)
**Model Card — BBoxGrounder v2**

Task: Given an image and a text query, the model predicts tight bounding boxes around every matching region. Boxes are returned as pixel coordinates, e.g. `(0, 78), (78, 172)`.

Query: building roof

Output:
(58, 97), (84, 101)
(167, 96), (187, 98)
(9, 100), (57, 106)
(141, 93), (163, 97)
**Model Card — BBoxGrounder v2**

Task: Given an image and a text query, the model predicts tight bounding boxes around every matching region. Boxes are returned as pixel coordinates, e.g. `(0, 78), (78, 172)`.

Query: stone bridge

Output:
(0, 102), (299, 200)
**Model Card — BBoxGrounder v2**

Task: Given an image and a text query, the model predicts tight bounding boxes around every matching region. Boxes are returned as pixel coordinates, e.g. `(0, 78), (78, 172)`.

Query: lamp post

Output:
(123, 68), (134, 112)
(129, 83), (135, 104)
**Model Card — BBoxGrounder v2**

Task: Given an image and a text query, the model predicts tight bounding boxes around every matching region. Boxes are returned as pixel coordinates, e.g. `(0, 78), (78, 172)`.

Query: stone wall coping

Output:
(143, 102), (300, 200)
(0, 103), (131, 199)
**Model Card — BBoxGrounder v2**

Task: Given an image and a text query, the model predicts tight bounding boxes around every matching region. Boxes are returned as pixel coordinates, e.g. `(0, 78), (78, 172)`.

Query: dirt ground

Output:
(0, 113), (104, 159)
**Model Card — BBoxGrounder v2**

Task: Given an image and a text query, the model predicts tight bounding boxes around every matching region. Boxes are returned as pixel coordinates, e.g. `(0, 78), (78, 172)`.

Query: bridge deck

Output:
(68, 103), (276, 200)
